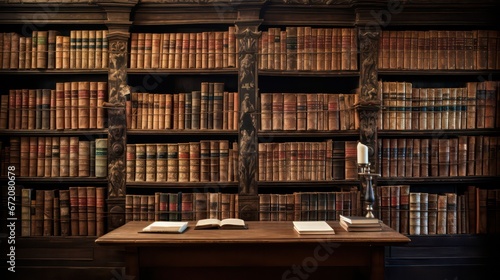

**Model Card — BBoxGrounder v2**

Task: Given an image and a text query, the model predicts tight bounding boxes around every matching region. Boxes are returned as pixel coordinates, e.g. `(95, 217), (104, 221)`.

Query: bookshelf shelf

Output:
(0, 129), (108, 136)
(378, 70), (500, 76)
(126, 69), (238, 75)
(257, 180), (360, 188)
(258, 130), (359, 138)
(378, 129), (500, 137)
(0, 69), (108, 75)
(127, 129), (237, 136)
(378, 176), (500, 185)
(2, 177), (108, 184)
(258, 70), (360, 77)
(126, 181), (238, 188)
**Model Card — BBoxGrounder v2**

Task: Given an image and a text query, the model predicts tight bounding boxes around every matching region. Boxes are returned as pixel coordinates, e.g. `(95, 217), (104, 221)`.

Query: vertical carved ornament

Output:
(358, 30), (380, 170)
(236, 26), (261, 221)
(105, 36), (129, 230)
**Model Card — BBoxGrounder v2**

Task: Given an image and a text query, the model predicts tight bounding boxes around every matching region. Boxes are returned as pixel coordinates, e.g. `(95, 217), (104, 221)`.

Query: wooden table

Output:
(96, 221), (410, 280)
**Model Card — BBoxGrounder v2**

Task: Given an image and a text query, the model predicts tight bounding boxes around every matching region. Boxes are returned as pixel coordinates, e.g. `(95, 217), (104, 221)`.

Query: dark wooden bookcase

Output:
(0, 1), (498, 280)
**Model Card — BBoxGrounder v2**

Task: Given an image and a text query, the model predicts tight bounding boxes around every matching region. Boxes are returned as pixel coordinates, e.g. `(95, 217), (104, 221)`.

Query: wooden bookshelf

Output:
(0, 1), (499, 279)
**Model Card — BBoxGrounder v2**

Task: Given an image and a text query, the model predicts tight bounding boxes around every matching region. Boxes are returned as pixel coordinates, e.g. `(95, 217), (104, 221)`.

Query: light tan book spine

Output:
(137, 32), (145, 69)
(152, 33), (161, 69)
(145, 144), (157, 182)
(419, 192), (428, 235)
(409, 192), (421, 235)
(189, 142), (200, 182)
(94, 30), (102, 69)
(59, 136), (69, 177)
(88, 30), (96, 69)
(78, 81), (90, 129)
(178, 143), (190, 182)
(181, 33), (189, 69)
(78, 140), (90, 177)
(188, 32), (196, 69)
(167, 143), (178, 182)
(306, 94), (318, 131)
(95, 138), (108, 178)
(283, 93), (297, 131)
(260, 93), (272, 131)
(156, 144), (167, 182)
(269, 93), (282, 131)
(228, 27), (236, 68)
(130, 33), (138, 69)
(134, 144), (146, 181)
(68, 137), (78, 177)
(195, 32), (202, 69)
(126, 144), (136, 182)
(81, 30), (89, 69)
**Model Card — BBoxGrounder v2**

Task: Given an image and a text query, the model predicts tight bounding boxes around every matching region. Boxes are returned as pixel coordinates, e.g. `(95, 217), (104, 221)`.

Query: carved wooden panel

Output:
(236, 25), (261, 221)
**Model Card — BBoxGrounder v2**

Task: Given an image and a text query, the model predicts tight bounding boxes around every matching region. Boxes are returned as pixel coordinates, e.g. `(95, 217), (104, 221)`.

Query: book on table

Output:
(195, 218), (247, 230)
(339, 214), (381, 224)
(140, 221), (188, 233)
(339, 219), (382, 232)
(293, 221), (335, 235)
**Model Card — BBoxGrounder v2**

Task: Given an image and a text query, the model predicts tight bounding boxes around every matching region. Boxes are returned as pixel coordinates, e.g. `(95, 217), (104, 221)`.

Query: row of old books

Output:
(259, 27), (358, 71)
(124, 192), (239, 222)
(1, 137), (107, 178)
(259, 188), (361, 222)
(126, 140), (238, 183)
(20, 186), (107, 237)
(260, 92), (359, 131)
(378, 136), (500, 178)
(0, 30), (109, 70)
(376, 185), (500, 235)
(379, 81), (500, 130)
(129, 28), (237, 69)
(126, 82), (238, 130)
(0, 81), (108, 130)
(124, 189), (361, 223)
(378, 30), (499, 70)
(258, 140), (358, 182)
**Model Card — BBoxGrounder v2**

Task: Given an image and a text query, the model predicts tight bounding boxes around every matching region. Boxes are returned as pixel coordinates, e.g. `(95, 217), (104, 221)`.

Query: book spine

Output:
(87, 186), (96, 236)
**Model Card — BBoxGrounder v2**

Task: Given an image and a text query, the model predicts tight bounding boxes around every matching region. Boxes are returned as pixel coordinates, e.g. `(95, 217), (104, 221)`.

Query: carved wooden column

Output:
(235, 8), (262, 221)
(99, 0), (136, 231)
(358, 30), (380, 170)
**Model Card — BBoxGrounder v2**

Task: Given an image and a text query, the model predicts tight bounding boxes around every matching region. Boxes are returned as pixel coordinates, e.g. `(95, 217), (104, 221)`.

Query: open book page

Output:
(195, 218), (247, 229)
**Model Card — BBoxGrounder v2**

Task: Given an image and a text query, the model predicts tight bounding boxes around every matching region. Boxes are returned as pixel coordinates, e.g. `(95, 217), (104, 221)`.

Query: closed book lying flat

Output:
(140, 221), (188, 233)
(195, 218), (247, 230)
(340, 214), (381, 225)
(293, 221), (335, 235)
(340, 219), (382, 232)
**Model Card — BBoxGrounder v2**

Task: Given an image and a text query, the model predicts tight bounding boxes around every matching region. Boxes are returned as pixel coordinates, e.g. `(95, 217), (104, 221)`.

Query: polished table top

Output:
(95, 221), (411, 246)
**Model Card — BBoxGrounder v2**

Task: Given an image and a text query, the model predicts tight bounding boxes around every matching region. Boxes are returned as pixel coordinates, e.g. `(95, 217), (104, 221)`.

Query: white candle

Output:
(357, 142), (369, 164)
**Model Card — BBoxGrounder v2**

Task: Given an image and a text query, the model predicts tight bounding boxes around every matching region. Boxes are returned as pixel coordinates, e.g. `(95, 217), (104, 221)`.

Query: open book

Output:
(140, 221), (188, 233)
(293, 221), (335, 235)
(195, 218), (247, 230)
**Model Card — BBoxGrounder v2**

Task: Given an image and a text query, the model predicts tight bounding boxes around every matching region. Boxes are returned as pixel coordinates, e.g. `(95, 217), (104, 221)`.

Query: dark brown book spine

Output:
(77, 187), (88, 236)
(43, 190), (54, 236)
(86, 187), (96, 236)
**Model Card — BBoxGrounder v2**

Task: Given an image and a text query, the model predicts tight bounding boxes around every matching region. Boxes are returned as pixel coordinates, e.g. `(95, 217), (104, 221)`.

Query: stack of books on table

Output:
(339, 215), (382, 232)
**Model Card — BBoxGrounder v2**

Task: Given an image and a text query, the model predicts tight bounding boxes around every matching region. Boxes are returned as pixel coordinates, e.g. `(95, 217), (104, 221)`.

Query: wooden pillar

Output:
(99, 0), (136, 231)
(358, 30), (380, 172)
(235, 4), (263, 221)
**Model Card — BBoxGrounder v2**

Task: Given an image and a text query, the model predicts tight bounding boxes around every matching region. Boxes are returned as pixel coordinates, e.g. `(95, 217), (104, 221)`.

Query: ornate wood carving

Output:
(358, 30), (380, 172)
(236, 25), (260, 221)
(105, 35), (130, 231)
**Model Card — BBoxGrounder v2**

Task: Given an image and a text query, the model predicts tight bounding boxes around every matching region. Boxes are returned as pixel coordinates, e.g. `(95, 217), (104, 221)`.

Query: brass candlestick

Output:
(358, 163), (379, 219)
